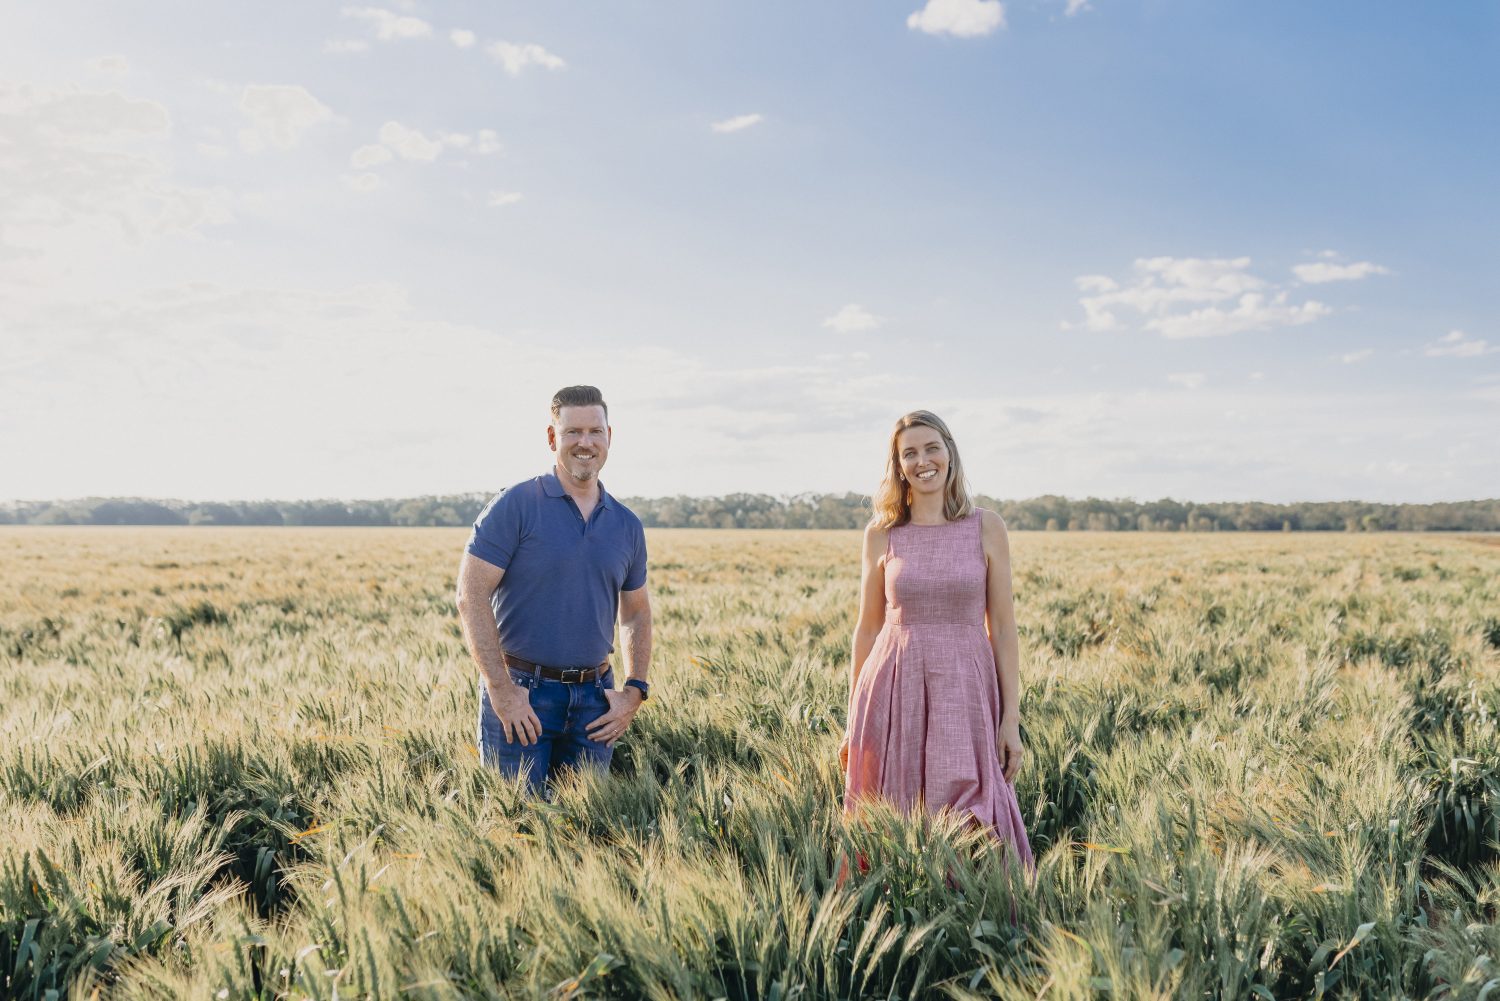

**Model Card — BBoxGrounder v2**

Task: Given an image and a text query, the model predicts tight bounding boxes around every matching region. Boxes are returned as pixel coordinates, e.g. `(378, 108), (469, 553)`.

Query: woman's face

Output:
(896, 425), (949, 496)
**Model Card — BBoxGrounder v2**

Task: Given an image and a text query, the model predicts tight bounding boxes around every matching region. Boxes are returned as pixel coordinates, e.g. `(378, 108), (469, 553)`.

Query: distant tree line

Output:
(629, 494), (1500, 532)
(3, 494), (1497, 531)
(0, 495), (493, 527)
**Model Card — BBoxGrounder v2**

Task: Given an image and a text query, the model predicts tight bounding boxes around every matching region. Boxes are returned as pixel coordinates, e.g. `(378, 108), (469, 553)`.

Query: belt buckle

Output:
(560, 668), (582, 683)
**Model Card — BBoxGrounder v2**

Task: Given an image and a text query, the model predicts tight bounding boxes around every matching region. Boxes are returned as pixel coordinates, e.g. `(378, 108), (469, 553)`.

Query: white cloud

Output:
(377, 120), (443, 161)
(711, 113), (764, 134)
(1, 81), (170, 142)
(1064, 0), (1091, 14)
(350, 143), (392, 168)
(450, 29), (476, 48)
(324, 39), (370, 54)
(1075, 274), (1117, 293)
(485, 40), (566, 76)
(237, 84), (334, 152)
(437, 130), (501, 153)
(1139, 256), (1265, 297)
(343, 172), (381, 193)
(0, 83), (240, 379)
(91, 55), (130, 74)
(0, 82), (232, 257)
(907, 0), (1006, 37)
(1167, 372), (1205, 390)
(1292, 260), (1390, 284)
(1072, 256), (1333, 339)
(357, 123), (497, 165)
(1426, 330), (1492, 358)
(822, 303), (884, 334)
(1146, 293), (1330, 340)
(340, 6), (432, 41)
(487, 191), (523, 207)
(1340, 349), (1374, 364)
(1076, 299), (1119, 332)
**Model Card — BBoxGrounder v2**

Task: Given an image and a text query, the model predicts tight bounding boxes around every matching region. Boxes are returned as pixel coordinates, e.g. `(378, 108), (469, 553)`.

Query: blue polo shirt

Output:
(466, 471), (648, 668)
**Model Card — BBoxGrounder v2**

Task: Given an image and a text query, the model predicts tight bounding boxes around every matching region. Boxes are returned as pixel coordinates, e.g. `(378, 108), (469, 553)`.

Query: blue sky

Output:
(2, 1), (1495, 503)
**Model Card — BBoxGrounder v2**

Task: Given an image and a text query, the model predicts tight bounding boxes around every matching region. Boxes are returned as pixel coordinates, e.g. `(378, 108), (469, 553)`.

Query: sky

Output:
(2, 1), (1496, 504)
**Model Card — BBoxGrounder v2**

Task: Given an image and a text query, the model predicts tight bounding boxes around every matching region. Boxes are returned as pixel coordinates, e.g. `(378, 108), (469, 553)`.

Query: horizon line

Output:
(5, 493), (1498, 507)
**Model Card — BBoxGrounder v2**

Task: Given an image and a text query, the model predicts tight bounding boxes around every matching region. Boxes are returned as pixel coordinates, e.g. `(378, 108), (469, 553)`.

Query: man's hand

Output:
(485, 676), (541, 746)
(586, 687), (643, 746)
(998, 717), (1023, 783)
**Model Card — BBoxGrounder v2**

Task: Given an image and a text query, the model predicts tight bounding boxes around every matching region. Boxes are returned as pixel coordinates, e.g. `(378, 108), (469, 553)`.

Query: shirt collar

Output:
(542, 469), (613, 510)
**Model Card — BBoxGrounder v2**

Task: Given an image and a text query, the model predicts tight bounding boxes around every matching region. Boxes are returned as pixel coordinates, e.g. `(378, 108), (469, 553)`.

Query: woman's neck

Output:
(908, 493), (946, 525)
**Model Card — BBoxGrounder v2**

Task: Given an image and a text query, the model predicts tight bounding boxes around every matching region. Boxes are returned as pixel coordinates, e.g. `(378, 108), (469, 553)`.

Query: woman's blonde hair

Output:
(871, 410), (974, 529)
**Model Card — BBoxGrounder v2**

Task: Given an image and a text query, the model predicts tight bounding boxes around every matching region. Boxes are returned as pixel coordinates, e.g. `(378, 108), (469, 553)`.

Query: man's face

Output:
(548, 404), (611, 484)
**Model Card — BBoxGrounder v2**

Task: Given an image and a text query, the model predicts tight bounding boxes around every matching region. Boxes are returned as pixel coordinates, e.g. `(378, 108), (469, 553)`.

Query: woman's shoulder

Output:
(861, 518), (892, 565)
(973, 507), (1010, 538)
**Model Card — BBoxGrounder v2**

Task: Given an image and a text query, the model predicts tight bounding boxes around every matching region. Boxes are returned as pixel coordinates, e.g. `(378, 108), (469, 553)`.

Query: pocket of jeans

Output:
(507, 669), (536, 690)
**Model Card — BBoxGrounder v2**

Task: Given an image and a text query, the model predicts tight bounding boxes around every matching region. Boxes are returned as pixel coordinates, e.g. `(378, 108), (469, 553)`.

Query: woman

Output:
(841, 410), (1033, 868)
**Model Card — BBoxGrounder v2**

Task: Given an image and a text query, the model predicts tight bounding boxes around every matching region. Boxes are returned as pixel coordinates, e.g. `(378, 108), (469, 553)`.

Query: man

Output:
(455, 385), (652, 793)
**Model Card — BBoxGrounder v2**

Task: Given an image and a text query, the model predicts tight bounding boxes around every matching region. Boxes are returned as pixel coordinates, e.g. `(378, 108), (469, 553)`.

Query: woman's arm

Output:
(842, 523), (889, 767)
(981, 509), (1024, 781)
(850, 522), (889, 693)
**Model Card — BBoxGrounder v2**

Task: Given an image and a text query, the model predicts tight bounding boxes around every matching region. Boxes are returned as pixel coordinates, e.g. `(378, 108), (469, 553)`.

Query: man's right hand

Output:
(485, 676), (541, 745)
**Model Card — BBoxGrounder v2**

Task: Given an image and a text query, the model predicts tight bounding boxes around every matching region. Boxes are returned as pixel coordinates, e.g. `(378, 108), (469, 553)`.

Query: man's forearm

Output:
(457, 597), (507, 685)
(619, 612), (652, 683)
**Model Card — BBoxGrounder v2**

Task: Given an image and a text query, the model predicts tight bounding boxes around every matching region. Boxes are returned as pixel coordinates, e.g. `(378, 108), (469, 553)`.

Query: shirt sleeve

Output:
(466, 491), (522, 570)
(622, 520), (648, 591)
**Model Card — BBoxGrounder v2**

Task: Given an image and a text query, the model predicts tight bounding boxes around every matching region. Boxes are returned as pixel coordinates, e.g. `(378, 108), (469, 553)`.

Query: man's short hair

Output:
(551, 385), (608, 423)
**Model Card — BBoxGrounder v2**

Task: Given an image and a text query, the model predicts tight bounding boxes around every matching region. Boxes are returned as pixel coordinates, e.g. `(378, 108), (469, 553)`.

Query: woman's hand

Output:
(997, 717), (1023, 783)
(838, 733), (850, 772)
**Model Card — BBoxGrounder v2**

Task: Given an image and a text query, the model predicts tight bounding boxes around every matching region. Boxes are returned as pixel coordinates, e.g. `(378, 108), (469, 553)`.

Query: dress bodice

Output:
(883, 512), (987, 627)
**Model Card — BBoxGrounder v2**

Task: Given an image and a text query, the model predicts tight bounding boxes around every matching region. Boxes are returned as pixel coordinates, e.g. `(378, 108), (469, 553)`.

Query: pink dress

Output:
(844, 512), (1033, 868)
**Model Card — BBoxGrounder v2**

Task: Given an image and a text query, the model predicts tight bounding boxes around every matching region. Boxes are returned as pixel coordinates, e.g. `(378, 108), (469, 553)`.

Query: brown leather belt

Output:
(502, 652), (608, 684)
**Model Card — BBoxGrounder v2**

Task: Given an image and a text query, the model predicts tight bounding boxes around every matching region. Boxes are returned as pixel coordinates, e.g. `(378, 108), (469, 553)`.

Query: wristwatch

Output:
(623, 679), (650, 701)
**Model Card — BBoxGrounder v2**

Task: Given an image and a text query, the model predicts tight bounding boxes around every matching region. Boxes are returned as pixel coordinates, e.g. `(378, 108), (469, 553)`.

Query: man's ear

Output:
(546, 424), (557, 451)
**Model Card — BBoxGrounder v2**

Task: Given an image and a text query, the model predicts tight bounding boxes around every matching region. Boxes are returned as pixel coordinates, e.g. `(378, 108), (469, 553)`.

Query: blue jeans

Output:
(477, 665), (614, 794)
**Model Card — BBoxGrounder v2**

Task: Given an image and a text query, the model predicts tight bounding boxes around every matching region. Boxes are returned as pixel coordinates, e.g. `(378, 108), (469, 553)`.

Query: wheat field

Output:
(3, 527), (1500, 1000)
